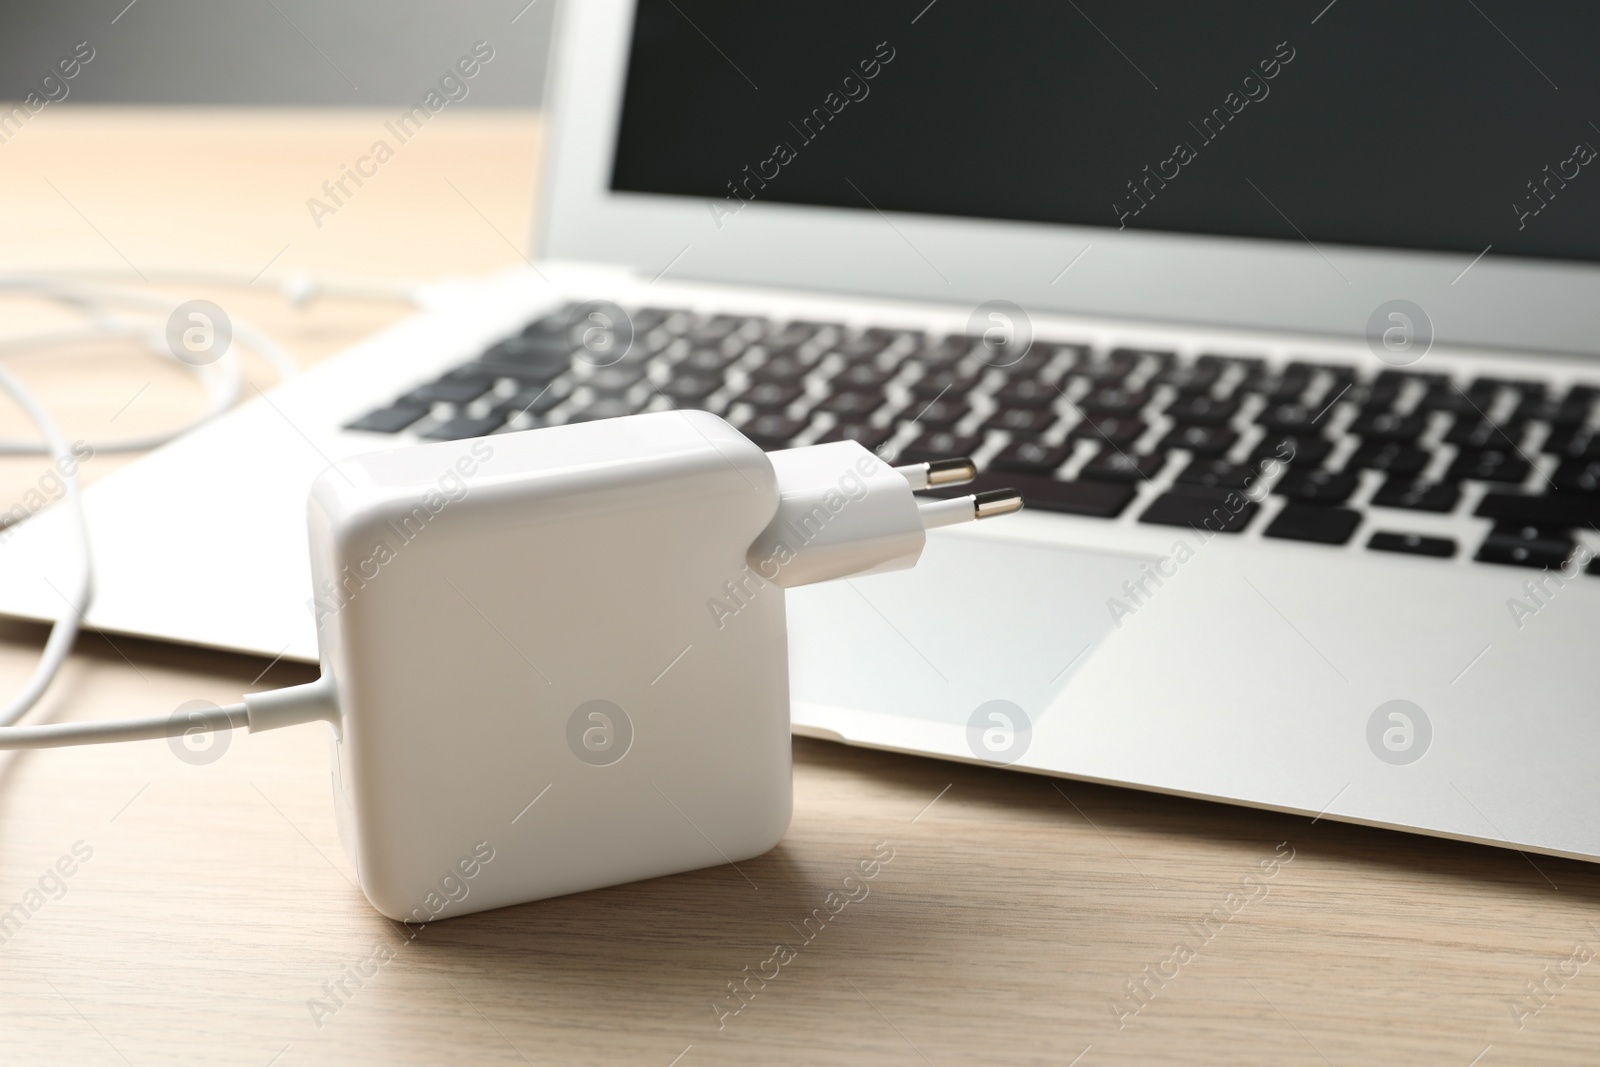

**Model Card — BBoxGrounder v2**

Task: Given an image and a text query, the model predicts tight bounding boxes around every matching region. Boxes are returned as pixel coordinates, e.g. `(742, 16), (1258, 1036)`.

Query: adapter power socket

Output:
(305, 410), (1014, 921)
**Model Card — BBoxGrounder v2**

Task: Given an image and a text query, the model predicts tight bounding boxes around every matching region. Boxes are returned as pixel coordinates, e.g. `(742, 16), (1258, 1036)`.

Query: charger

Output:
(0, 410), (1019, 921)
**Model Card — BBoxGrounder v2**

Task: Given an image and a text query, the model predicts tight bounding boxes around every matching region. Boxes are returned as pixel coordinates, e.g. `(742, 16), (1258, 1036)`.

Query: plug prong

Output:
(894, 456), (977, 490)
(974, 488), (1024, 519)
(917, 488), (1024, 529)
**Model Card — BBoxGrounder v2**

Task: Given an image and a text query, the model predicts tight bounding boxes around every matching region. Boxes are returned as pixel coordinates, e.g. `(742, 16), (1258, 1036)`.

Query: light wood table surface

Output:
(0, 108), (1597, 1067)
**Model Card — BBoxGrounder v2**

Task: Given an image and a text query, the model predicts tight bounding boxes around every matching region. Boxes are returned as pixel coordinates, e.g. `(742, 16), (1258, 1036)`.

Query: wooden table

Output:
(0, 108), (1597, 1067)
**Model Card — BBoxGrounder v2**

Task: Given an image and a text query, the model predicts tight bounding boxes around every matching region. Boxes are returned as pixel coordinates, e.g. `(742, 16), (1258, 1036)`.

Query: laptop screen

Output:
(610, 1), (1600, 264)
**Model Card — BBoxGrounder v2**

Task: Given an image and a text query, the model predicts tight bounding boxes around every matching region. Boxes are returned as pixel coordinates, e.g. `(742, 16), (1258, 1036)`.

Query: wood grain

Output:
(0, 107), (1597, 1067)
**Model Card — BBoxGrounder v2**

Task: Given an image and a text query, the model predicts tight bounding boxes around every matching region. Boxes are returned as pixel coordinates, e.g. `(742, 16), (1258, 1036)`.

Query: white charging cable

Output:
(0, 276), (299, 454)
(0, 676), (340, 750)
(40, 267), (427, 310)
(0, 359), (91, 727)
(0, 269), (408, 740)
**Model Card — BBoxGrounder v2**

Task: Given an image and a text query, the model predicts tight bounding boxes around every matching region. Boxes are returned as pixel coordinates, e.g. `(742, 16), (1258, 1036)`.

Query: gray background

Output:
(0, 0), (552, 106)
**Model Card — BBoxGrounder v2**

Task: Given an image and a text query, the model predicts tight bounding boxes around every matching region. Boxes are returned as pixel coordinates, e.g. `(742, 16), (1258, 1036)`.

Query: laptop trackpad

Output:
(786, 530), (1150, 726)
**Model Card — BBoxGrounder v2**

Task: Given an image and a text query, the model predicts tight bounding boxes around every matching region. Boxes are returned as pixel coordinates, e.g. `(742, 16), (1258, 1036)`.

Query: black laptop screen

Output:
(610, 1), (1600, 263)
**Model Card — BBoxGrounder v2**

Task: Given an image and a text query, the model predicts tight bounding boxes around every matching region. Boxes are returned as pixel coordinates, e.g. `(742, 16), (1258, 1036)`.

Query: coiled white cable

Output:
(0, 270), (400, 736)
(0, 276), (298, 454)
(0, 359), (91, 727)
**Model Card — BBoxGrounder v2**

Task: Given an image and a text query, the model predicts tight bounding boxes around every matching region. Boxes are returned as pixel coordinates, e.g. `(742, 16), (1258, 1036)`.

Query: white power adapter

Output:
(0, 409), (1016, 922)
(300, 411), (1017, 921)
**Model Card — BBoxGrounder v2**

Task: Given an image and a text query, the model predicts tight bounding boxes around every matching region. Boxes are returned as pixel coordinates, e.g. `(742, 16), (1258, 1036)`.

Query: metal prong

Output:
(925, 457), (978, 487)
(894, 456), (977, 490)
(917, 488), (1024, 529)
(974, 488), (1024, 519)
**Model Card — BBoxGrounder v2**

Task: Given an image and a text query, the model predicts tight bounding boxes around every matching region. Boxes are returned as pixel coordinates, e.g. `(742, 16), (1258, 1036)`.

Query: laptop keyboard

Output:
(345, 304), (1600, 575)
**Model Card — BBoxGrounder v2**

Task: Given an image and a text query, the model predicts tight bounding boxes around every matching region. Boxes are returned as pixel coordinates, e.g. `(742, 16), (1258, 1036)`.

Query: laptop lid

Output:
(538, 0), (1600, 356)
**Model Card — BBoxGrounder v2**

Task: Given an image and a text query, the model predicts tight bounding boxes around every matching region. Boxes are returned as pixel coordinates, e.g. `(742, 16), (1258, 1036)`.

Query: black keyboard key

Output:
(401, 378), (494, 405)
(1070, 348), (1141, 382)
(1474, 491), (1600, 526)
(911, 368), (985, 399)
(993, 377), (1061, 409)
(581, 365), (648, 393)
(734, 382), (804, 411)
(902, 397), (968, 428)
(1263, 503), (1361, 545)
(819, 422), (892, 452)
(1308, 377), (1357, 412)
(346, 403), (428, 434)
(678, 346), (740, 373)
(1471, 376), (1544, 399)
(480, 347), (576, 379)
(1445, 449), (1529, 484)
(1248, 370), (1314, 404)
(1255, 402), (1320, 433)
(817, 391), (885, 419)
(787, 319), (843, 337)
(501, 317), (573, 346)
(472, 357), (570, 386)
(1550, 386), (1597, 427)
(1356, 372), (1408, 412)
(1476, 523), (1577, 569)
(899, 429), (985, 463)
(750, 352), (816, 384)
(1284, 359), (1344, 379)
(1251, 433), (1334, 469)
(992, 346), (1056, 377)
(1139, 487), (1258, 533)
(1079, 448), (1166, 483)
(1368, 531), (1457, 558)
(567, 398), (646, 422)
(1078, 385), (1150, 416)
(1542, 426), (1600, 459)
(1273, 467), (1359, 505)
(1553, 457), (1600, 494)
(1347, 441), (1429, 475)
(1158, 424), (1238, 456)
(1347, 410), (1428, 442)
(911, 335), (975, 368)
(862, 326), (921, 348)
(831, 334), (890, 360)
(1043, 342), (1090, 371)
(739, 413), (809, 450)
(419, 414), (505, 440)
(983, 407), (1055, 436)
(832, 363), (895, 391)
(685, 316), (741, 345)
(1370, 476), (1460, 512)
(441, 365), (502, 385)
(1198, 353), (1266, 376)
(490, 382), (568, 418)
(1445, 418), (1523, 451)
(1175, 458), (1258, 491)
(1511, 394), (1558, 424)
(660, 372), (724, 404)
(760, 323), (814, 353)
(1157, 362), (1223, 395)
(1418, 380), (1494, 416)
(627, 307), (673, 334)
(1163, 394), (1240, 425)
(483, 335), (573, 371)
(990, 439), (1073, 475)
(1068, 415), (1147, 447)
(1108, 346), (1175, 368)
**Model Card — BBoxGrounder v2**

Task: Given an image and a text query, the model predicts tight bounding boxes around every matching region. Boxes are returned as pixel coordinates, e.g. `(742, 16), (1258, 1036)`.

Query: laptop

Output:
(4, 0), (1600, 863)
